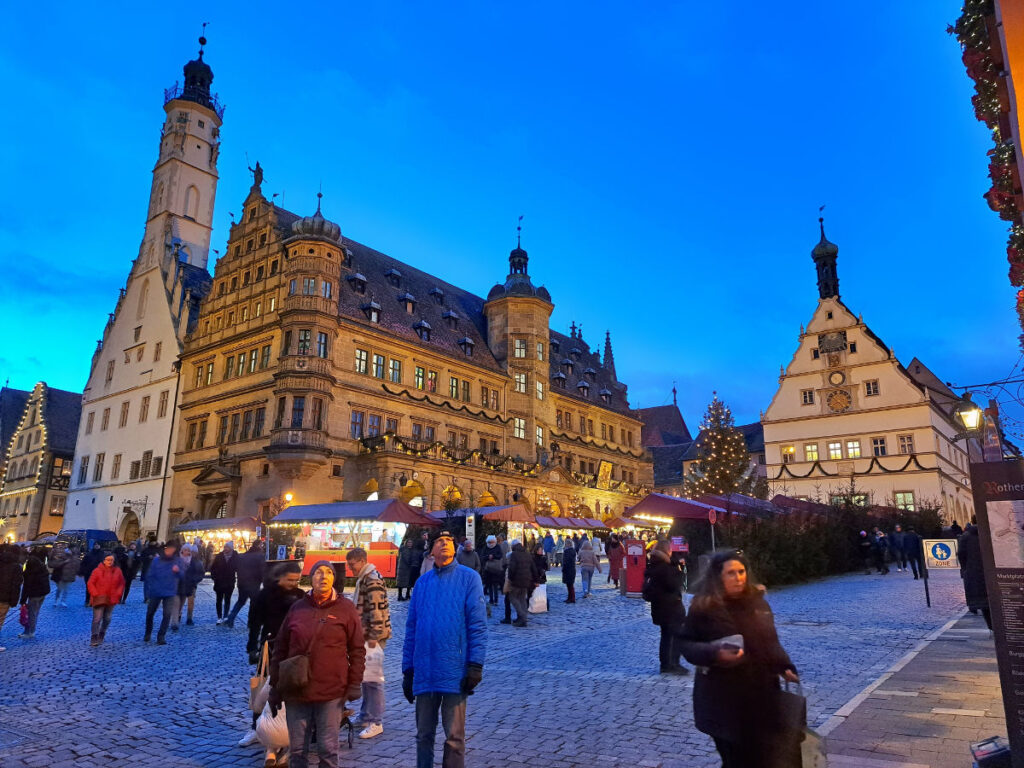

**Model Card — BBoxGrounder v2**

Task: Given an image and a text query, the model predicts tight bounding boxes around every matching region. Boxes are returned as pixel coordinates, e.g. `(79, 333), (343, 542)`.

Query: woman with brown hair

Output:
(679, 550), (800, 768)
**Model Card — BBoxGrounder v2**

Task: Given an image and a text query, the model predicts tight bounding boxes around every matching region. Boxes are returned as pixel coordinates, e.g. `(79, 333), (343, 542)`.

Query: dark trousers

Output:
(982, 607), (993, 629)
(509, 587), (528, 623)
(145, 596), (176, 640)
(906, 556), (920, 579)
(713, 734), (800, 768)
(286, 698), (341, 768)
(504, 593), (512, 621)
(484, 580), (500, 605)
(415, 692), (467, 768)
(566, 583), (575, 602)
(215, 587), (233, 618)
(659, 624), (681, 669)
(228, 585), (260, 624)
(91, 605), (115, 640)
(120, 574), (135, 603)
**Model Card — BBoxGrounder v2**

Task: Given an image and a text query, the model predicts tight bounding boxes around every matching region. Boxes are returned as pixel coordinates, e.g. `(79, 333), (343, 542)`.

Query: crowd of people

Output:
(10, 520), (957, 768)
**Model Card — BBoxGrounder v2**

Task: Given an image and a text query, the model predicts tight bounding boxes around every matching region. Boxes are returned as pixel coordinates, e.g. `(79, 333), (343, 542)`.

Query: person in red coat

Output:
(269, 561), (365, 768)
(87, 552), (126, 647)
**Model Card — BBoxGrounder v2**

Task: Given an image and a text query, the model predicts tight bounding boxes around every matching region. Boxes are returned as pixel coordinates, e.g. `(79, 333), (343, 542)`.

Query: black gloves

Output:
(403, 669), (415, 703)
(268, 688), (282, 718)
(461, 663), (483, 695)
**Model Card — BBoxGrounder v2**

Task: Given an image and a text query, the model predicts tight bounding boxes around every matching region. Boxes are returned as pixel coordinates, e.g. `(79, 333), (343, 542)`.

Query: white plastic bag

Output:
(255, 700), (289, 750)
(528, 583), (548, 613)
(364, 642), (385, 684)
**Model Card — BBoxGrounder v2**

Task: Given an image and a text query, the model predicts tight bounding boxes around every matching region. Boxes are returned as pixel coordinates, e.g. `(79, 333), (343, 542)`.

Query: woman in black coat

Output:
(480, 537), (506, 606)
(396, 538), (419, 601)
(561, 539), (577, 603)
(210, 543), (238, 621)
(645, 541), (688, 675)
(958, 525), (990, 628)
(19, 548), (50, 638)
(679, 550), (799, 768)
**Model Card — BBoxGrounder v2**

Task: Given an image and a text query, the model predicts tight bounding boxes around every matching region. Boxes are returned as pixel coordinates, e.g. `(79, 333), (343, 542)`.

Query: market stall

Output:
(172, 516), (258, 550)
(603, 516), (658, 532)
(430, 504), (535, 542)
(268, 499), (438, 577)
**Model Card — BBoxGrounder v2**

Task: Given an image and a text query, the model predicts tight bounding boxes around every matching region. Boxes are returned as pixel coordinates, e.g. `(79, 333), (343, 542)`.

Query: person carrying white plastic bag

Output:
(528, 583), (548, 613)
(255, 699), (289, 767)
(346, 547), (391, 739)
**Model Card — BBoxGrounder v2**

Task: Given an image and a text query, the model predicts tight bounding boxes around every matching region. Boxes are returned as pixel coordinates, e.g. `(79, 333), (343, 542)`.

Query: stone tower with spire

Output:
(812, 217), (839, 299)
(64, 39), (219, 541)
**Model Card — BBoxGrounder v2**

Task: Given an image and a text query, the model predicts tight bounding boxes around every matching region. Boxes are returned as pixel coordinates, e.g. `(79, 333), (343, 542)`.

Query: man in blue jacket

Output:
(403, 531), (486, 768)
(144, 541), (183, 645)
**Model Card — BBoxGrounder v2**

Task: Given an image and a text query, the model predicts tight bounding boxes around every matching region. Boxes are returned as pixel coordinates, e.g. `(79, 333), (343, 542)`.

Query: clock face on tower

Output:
(828, 370), (846, 386)
(826, 389), (852, 413)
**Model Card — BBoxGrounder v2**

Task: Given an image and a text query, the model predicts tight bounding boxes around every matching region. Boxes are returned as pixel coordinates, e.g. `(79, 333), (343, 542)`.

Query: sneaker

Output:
(238, 729), (259, 747)
(90, 638), (100, 647)
(358, 723), (384, 739)
(157, 637), (167, 645)
(499, 618), (512, 625)
(18, 633), (33, 639)
(186, 619), (194, 626)
(143, 634), (151, 643)
(0, 646), (7, 652)
(216, 618), (225, 625)
(513, 619), (528, 627)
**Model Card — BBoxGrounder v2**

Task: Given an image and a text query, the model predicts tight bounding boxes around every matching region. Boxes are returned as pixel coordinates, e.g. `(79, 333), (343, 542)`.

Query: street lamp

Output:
(952, 393), (985, 439)
(283, 492), (294, 504)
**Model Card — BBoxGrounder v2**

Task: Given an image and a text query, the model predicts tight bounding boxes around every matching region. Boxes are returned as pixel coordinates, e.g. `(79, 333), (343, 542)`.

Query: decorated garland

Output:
(380, 383), (511, 424)
(360, 431), (542, 476)
(549, 428), (646, 459)
(950, 0), (1024, 336)
(770, 453), (929, 481)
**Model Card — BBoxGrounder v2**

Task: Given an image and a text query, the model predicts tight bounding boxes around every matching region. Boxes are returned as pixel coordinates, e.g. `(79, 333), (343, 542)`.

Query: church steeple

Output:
(811, 217), (839, 299)
(603, 330), (617, 380)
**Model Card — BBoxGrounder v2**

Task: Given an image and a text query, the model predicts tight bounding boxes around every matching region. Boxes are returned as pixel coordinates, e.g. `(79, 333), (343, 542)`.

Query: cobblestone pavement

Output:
(0, 566), (966, 768)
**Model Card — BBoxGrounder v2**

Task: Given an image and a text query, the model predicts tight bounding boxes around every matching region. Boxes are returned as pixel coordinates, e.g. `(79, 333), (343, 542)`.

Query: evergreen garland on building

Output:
(683, 394), (758, 498)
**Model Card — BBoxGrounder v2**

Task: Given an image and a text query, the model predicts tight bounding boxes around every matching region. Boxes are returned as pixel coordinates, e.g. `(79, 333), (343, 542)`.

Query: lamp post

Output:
(957, 392), (1024, 764)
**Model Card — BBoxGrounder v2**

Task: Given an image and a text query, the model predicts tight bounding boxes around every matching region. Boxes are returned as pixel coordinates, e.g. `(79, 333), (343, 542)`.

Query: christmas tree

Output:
(682, 394), (760, 498)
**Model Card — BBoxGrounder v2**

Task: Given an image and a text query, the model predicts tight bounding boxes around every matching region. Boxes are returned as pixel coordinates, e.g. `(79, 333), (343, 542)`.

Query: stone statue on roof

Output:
(248, 161), (263, 187)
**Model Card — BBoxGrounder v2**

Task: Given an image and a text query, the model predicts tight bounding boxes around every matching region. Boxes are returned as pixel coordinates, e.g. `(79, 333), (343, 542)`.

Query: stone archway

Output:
(118, 511), (141, 543)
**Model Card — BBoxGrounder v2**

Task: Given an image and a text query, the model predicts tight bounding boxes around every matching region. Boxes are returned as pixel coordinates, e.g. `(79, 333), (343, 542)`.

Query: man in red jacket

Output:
(269, 561), (365, 768)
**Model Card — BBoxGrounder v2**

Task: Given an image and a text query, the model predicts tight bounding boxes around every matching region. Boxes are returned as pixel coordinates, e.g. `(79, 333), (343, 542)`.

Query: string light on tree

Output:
(682, 392), (765, 499)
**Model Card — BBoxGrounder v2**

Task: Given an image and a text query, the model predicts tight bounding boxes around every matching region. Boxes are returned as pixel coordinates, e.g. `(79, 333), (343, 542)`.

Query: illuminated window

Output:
(894, 491), (916, 511)
(781, 446), (795, 464)
(846, 440), (861, 459)
(804, 443), (818, 461)
(513, 339), (527, 358)
(828, 441), (842, 460)
(513, 417), (526, 439)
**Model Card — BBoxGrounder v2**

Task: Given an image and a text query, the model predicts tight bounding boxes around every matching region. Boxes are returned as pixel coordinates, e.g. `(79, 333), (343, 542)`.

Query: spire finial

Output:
(818, 204), (826, 237)
(672, 382), (677, 406)
(516, 215), (523, 248)
(316, 182), (323, 215)
(199, 22), (208, 58)
(569, 321), (577, 338)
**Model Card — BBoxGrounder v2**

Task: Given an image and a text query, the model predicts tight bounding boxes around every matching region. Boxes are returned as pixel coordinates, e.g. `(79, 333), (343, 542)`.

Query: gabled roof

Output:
(637, 404), (693, 446)
(904, 357), (960, 416)
(648, 443), (691, 487)
(42, 386), (83, 454)
(0, 387), (31, 459)
(548, 329), (630, 414)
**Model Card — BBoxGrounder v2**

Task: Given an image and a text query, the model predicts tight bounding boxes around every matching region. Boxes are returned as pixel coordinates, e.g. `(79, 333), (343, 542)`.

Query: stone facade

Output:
(63, 43), (220, 541)
(761, 223), (973, 520)
(167, 183), (652, 528)
(0, 383), (81, 541)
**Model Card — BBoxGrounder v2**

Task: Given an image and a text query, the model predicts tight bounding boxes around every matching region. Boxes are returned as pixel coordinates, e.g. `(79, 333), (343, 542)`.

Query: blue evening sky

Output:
(1, 2), (1021, 437)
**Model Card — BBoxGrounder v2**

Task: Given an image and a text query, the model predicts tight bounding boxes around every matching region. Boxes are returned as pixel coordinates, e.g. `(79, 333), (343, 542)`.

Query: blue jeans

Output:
(56, 581), (72, 603)
(415, 692), (467, 768)
(360, 681), (385, 725)
(581, 567), (594, 596)
(145, 596), (176, 639)
(24, 596), (43, 635)
(286, 698), (341, 768)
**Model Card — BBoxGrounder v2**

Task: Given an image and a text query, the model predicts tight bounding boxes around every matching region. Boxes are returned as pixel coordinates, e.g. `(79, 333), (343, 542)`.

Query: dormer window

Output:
(414, 320), (431, 342)
(398, 292), (416, 314)
(584, 367), (596, 380)
(347, 273), (367, 295)
(553, 372), (567, 388)
(577, 380), (590, 397)
(551, 340), (560, 354)
(599, 388), (612, 404)
(430, 287), (445, 305)
(385, 268), (402, 288)
(361, 300), (381, 323)
(458, 337), (474, 356)
(443, 309), (458, 329)
(562, 358), (574, 375)
(570, 347), (582, 360)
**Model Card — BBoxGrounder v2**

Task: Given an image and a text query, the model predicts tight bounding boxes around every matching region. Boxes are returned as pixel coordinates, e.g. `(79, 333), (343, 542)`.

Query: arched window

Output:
(184, 185), (200, 220)
(137, 279), (150, 319)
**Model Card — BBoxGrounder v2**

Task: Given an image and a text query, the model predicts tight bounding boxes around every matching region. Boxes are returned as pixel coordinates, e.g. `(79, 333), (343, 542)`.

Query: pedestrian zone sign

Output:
(923, 539), (959, 569)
